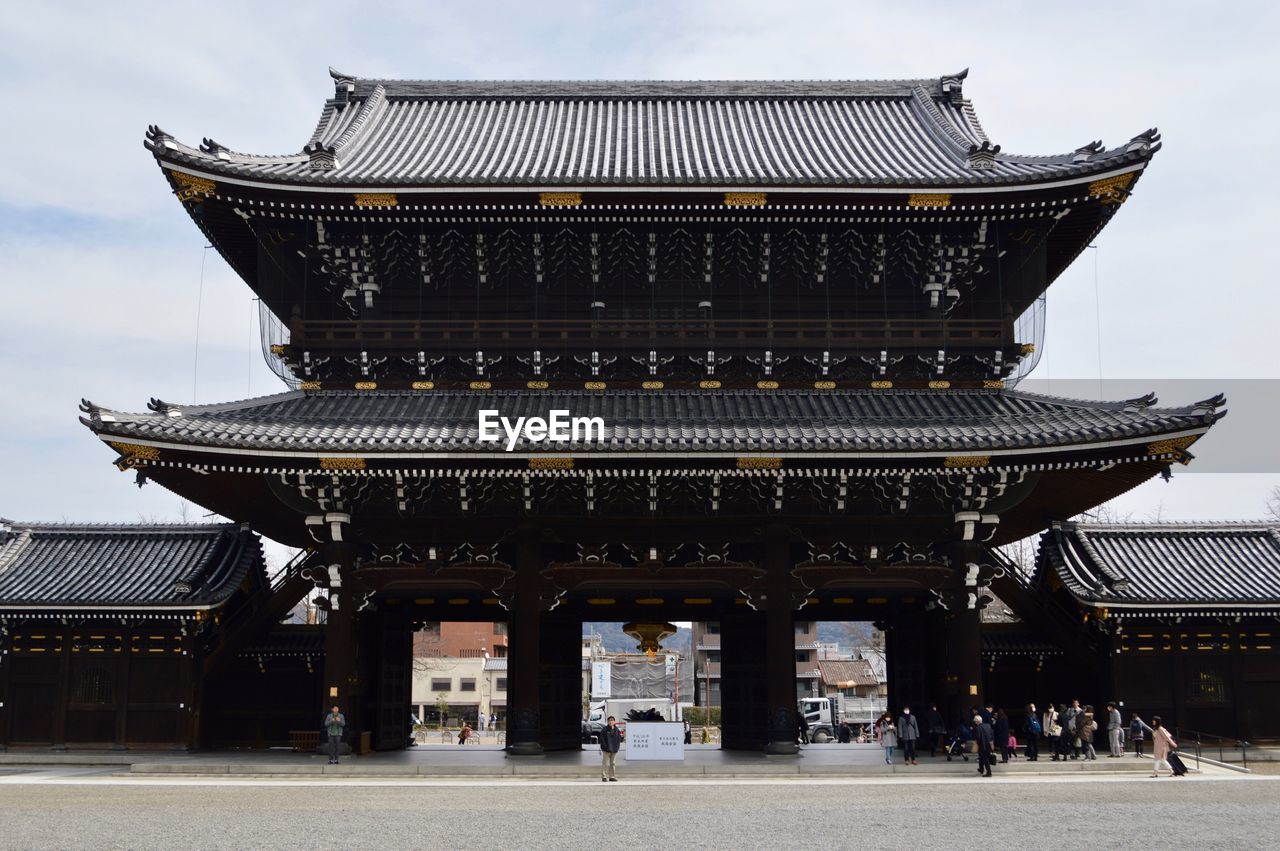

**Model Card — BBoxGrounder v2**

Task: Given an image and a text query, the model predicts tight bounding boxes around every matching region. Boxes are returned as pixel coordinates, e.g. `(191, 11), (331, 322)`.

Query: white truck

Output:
(798, 695), (845, 741)
(583, 698), (678, 741)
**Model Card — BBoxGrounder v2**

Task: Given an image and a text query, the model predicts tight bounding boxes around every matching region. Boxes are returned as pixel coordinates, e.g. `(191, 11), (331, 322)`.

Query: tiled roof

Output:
(241, 628), (324, 658)
(483, 657), (509, 671)
(82, 388), (1221, 459)
(145, 70), (1159, 190)
(1038, 521), (1280, 612)
(0, 521), (264, 610)
(981, 630), (1060, 656)
(817, 659), (879, 687)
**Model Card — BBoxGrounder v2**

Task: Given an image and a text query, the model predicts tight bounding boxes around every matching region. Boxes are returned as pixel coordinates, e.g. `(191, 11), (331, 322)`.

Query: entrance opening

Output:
(411, 621), (508, 748)
(582, 620), (694, 745)
(798, 620), (887, 743)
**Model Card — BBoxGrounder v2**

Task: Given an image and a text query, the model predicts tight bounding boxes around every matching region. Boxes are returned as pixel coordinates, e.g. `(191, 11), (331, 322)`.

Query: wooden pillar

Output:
(52, 630), (70, 751)
(764, 527), (799, 755)
(942, 536), (988, 726)
(506, 530), (543, 755)
(318, 517), (360, 739)
(719, 606), (767, 750)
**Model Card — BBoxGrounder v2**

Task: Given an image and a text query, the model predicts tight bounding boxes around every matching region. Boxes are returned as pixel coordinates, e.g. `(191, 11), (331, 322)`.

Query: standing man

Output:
(923, 703), (947, 758)
(324, 705), (346, 765)
(1106, 702), (1124, 758)
(1063, 699), (1082, 759)
(897, 705), (920, 765)
(1023, 703), (1041, 761)
(974, 714), (994, 777)
(599, 715), (622, 782)
(477, 712), (486, 733)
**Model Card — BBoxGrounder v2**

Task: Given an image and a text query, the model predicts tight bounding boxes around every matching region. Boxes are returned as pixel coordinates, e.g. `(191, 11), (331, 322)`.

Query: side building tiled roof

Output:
(0, 520), (265, 613)
(817, 659), (879, 688)
(145, 69), (1159, 190)
(81, 388), (1222, 462)
(1038, 521), (1280, 614)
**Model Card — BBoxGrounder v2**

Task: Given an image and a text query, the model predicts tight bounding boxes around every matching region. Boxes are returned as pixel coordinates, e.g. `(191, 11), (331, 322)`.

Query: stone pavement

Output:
(0, 742), (1229, 779)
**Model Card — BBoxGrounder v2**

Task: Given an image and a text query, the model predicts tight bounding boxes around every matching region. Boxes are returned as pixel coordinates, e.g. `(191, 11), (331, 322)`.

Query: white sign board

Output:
(591, 661), (611, 698)
(624, 722), (686, 760)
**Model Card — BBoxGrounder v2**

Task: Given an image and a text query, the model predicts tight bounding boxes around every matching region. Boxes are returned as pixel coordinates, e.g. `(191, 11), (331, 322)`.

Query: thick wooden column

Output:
(763, 528), (799, 754)
(506, 530), (543, 755)
(941, 531), (990, 726)
(317, 514), (360, 740)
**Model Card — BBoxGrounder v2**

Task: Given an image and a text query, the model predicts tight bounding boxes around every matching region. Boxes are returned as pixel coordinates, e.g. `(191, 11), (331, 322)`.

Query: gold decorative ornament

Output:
(319, 457), (367, 471)
(699, 380), (722, 389)
(682, 598), (712, 605)
(169, 170), (215, 201)
(539, 192), (583, 207)
(1020, 343), (1037, 355)
(1146, 435), (1198, 463)
(412, 381), (435, 390)
(943, 455), (991, 468)
(723, 192), (767, 207)
(833, 597), (855, 604)
(737, 457), (782, 470)
(928, 380), (951, 389)
(584, 381), (607, 390)
(814, 380), (836, 390)
(268, 344), (286, 355)
(353, 193), (398, 207)
(907, 193), (951, 207)
(300, 381), (322, 391)
(109, 441), (160, 462)
(470, 381), (492, 390)
(529, 457), (573, 470)
(757, 380), (779, 390)
(1088, 173), (1135, 205)
(983, 380), (1006, 389)
(354, 381), (377, 390)
(871, 380), (894, 389)
(642, 381), (665, 390)
(527, 380), (549, 390)
(587, 598), (616, 605)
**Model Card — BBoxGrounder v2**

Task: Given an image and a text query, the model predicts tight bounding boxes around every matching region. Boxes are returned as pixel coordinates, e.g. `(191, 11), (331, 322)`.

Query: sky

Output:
(2, 0), (1279, 562)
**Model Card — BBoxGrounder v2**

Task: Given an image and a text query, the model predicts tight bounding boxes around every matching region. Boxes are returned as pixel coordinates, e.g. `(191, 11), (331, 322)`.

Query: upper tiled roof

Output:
(0, 521), (264, 611)
(817, 658), (879, 687)
(145, 69), (1159, 190)
(82, 388), (1221, 460)
(1039, 521), (1280, 611)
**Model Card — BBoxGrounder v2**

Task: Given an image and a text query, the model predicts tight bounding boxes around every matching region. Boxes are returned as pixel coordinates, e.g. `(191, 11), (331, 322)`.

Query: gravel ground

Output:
(0, 776), (1275, 850)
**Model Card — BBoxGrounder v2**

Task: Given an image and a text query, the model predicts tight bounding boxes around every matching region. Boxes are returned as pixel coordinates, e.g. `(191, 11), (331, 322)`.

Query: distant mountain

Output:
(583, 622), (692, 655)
(816, 621), (876, 648)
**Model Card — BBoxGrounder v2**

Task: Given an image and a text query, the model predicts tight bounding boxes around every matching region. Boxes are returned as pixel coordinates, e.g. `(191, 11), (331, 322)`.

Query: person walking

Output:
(458, 721), (473, 745)
(837, 720), (853, 743)
(1078, 705), (1098, 760)
(993, 709), (1011, 763)
(876, 712), (898, 765)
(897, 706), (920, 765)
(1023, 703), (1041, 761)
(974, 714), (994, 777)
(797, 712), (810, 746)
(1130, 713), (1154, 758)
(1106, 702), (1124, 757)
(599, 715), (622, 782)
(323, 705), (346, 765)
(1150, 716), (1178, 777)
(923, 703), (947, 757)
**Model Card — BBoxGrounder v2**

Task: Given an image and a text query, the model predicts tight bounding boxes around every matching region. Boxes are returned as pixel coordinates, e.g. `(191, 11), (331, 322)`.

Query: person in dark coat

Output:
(797, 713), (810, 745)
(923, 703), (946, 757)
(837, 720), (853, 743)
(993, 709), (1011, 763)
(599, 716), (622, 781)
(896, 706), (920, 765)
(973, 714), (994, 777)
(1023, 703), (1041, 761)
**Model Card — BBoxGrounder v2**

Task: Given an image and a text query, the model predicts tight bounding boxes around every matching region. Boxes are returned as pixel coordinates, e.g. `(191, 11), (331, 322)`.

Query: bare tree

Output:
(1267, 486), (1280, 522)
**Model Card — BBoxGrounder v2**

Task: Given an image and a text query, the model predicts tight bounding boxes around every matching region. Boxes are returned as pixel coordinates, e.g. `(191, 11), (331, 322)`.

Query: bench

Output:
(289, 730), (320, 752)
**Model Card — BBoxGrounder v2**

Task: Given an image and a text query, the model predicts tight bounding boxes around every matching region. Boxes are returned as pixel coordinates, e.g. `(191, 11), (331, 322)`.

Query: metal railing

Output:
(1174, 727), (1252, 770)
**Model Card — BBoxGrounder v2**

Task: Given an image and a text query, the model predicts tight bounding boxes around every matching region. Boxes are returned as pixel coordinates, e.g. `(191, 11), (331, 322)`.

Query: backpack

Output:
(1028, 716), (1042, 735)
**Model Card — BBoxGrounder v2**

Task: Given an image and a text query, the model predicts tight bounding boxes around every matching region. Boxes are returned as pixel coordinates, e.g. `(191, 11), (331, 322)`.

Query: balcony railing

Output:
(287, 317), (1011, 352)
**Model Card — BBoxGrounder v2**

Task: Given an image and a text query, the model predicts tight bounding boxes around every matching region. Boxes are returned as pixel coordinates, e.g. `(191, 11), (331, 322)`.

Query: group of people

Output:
(864, 699), (1183, 779)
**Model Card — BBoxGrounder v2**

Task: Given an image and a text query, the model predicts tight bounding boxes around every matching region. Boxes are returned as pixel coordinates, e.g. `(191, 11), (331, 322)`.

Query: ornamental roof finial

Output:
(329, 67), (356, 103)
(1072, 140), (1104, 162)
(967, 140), (1001, 169)
(940, 68), (969, 102)
(199, 138), (232, 160)
(1127, 128), (1161, 153)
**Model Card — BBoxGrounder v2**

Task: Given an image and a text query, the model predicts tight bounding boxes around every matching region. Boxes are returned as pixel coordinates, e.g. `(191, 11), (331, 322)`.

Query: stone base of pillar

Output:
(764, 740), (800, 755)
(504, 741), (545, 756)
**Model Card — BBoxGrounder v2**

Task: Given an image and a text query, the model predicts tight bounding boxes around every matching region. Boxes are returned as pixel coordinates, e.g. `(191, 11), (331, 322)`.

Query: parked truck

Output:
(582, 698), (678, 741)
(799, 695), (887, 741)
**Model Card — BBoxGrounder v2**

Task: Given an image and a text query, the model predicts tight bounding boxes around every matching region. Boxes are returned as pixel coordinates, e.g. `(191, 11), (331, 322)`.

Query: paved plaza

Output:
(0, 765), (1272, 849)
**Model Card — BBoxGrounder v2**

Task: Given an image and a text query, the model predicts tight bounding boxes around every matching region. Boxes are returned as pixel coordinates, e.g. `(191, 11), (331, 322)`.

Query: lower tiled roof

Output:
(1039, 521), (1280, 611)
(0, 521), (264, 610)
(817, 658), (879, 687)
(82, 388), (1221, 458)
